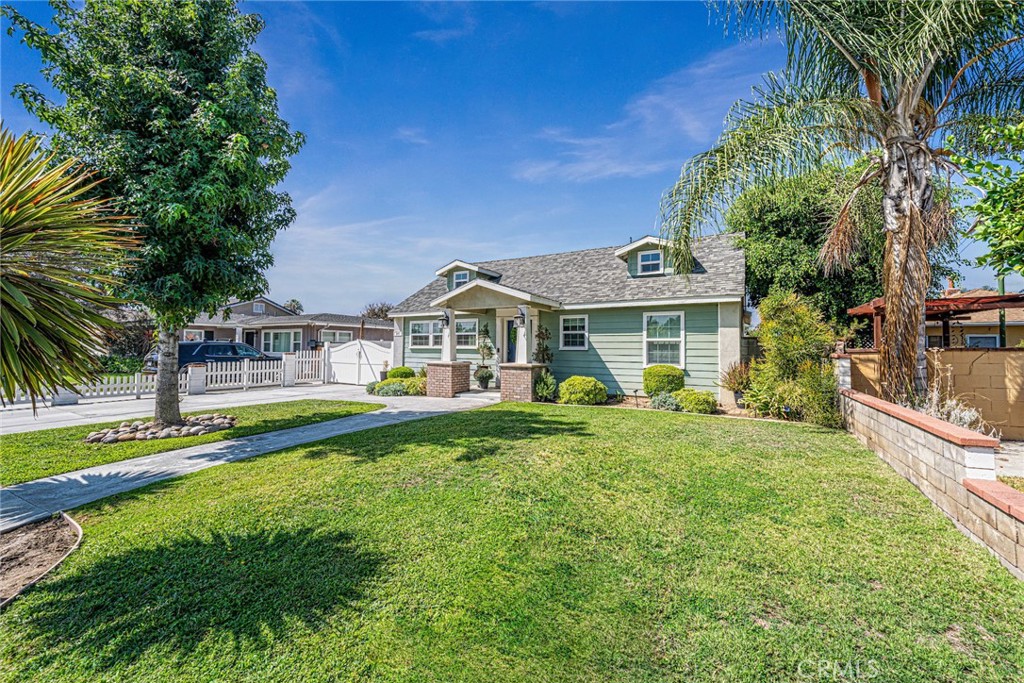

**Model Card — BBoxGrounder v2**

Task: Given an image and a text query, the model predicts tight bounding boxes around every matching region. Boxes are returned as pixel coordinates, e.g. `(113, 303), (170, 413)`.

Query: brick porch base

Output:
(427, 361), (471, 398)
(499, 363), (545, 402)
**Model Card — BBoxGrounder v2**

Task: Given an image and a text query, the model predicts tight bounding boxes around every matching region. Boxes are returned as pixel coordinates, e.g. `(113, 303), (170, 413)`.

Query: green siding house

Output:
(388, 235), (746, 401)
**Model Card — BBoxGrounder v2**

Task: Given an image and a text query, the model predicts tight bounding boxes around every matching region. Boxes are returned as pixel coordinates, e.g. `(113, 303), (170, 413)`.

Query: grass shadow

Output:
(7, 526), (385, 673)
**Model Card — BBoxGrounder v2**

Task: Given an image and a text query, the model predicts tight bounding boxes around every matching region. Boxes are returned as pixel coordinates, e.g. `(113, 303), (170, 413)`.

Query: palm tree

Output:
(284, 298), (303, 314)
(661, 1), (1023, 401)
(1, 128), (137, 408)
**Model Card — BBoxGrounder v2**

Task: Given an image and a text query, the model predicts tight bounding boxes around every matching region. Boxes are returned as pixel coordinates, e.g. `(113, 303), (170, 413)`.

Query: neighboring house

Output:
(925, 288), (1024, 348)
(389, 235), (746, 399)
(183, 296), (393, 351)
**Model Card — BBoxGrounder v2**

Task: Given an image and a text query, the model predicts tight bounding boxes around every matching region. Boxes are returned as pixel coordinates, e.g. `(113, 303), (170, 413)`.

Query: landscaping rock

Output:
(83, 414), (239, 444)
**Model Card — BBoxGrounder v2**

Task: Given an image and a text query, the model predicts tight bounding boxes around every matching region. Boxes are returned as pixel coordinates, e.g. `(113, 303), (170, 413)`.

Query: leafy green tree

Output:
(661, 1), (1024, 400)
(0, 128), (136, 409)
(283, 298), (304, 314)
(951, 123), (1024, 277)
(5, 0), (304, 423)
(726, 165), (962, 341)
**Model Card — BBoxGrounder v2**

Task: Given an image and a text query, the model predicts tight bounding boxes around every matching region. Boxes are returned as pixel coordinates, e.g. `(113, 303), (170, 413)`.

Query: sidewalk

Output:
(1, 390), (499, 532)
(0, 383), (447, 435)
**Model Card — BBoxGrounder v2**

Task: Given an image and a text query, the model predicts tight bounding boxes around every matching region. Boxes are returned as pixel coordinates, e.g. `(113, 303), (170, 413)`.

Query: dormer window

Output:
(638, 250), (663, 275)
(453, 271), (469, 288)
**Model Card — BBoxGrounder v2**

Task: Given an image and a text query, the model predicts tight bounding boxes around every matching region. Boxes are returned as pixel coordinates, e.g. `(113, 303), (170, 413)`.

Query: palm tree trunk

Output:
(155, 328), (183, 424)
(879, 138), (932, 401)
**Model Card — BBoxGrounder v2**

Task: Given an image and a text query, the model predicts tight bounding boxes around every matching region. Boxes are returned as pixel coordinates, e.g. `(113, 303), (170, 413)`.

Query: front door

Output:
(244, 330), (257, 347)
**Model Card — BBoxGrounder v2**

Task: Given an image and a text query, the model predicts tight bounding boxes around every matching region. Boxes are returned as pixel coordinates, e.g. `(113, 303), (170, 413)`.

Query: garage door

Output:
(326, 340), (391, 385)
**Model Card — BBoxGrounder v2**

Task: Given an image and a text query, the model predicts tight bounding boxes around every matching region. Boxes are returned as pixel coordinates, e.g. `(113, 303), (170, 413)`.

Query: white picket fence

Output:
(6, 351), (325, 407)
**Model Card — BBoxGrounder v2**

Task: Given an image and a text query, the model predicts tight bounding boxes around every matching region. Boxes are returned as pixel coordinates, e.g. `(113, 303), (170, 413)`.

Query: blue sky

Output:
(3, 1), (1019, 313)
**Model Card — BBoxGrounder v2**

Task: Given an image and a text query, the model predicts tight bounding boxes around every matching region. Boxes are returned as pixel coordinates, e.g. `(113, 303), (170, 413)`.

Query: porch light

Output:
(513, 305), (527, 328)
(437, 310), (451, 328)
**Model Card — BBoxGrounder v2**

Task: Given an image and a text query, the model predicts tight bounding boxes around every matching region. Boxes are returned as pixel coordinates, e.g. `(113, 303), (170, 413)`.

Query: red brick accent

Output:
(965, 479), (1024, 523)
(839, 388), (1000, 448)
(499, 363), (544, 402)
(426, 362), (471, 398)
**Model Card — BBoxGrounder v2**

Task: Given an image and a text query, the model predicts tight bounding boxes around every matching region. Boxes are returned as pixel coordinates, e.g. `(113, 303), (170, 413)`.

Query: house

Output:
(183, 296), (393, 352)
(925, 288), (1024, 348)
(388, 235), (746, 401)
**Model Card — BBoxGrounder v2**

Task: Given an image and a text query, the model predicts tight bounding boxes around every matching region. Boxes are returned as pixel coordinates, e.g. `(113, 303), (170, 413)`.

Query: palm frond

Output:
(0, 126), (138, 409)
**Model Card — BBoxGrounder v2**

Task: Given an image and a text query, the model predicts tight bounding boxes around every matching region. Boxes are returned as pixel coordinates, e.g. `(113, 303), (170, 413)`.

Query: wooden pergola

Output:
(848, 293), (1024, 348)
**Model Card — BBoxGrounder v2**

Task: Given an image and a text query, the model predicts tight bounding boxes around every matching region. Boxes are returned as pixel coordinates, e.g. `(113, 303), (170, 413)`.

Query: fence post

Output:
(52, 386), (80, 406)
(322, 346), (332, 384)
(832, 353), (852, 390)
(243, 358), (250, 391)
(282, 353), (296, 387)
(187, 363), (207, 395)
(134, 372), (143, 399)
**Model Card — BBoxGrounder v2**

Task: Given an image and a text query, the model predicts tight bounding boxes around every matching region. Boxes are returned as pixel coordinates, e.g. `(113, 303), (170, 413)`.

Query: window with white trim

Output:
(637, 250), (663, 275)
(453, 270), (470, 288)
(455, 319), (478, 347)
(560, 315), (589, 350)
(253, 302), (266, 314)
(262, 329), (301, 353)
(644, 312), (683, 366)
(183, 329), (204, 342)
(409, 321), (443, 348)
(321, 330), (354, 344)
(966, 334), (999, 348)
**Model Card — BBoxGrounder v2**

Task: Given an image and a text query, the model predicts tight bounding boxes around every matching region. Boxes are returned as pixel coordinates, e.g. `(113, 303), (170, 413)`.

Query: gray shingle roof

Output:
(391, 234), (744, 315)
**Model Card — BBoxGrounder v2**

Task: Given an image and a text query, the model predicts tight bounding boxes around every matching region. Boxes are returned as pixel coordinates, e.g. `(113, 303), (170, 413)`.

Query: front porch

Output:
(424, 279), (559, 400)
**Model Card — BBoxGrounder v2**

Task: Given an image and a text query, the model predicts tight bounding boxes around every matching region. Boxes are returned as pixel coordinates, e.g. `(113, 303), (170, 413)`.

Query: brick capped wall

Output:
(426, 362), (471, 398)
(840, 388), (1023, 580)
(499, 363), (543, 402)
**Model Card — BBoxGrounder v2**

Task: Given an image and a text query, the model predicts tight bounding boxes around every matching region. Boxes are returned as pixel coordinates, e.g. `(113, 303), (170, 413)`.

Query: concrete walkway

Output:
(1, 388), (499, 532)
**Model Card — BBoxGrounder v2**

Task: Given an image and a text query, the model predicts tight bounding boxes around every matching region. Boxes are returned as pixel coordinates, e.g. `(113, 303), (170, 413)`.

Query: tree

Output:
(283, 298), (304, 314)
(0, 128), (136, 409)
(661, 1), (1024, 401)
(6, 0), (304, 423)
(726, 164), (961, 341)
(952, 122), (1024, 277)
(360, 301), (394, 320)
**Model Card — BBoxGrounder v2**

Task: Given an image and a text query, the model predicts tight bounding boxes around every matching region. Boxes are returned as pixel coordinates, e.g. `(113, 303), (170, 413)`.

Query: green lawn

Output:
(1, 400), (382, 486)
(2, 404), (1022, 682)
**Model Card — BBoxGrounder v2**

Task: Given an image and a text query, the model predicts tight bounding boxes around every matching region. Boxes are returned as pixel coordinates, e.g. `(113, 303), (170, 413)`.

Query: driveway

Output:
(0, 387), (499, 532)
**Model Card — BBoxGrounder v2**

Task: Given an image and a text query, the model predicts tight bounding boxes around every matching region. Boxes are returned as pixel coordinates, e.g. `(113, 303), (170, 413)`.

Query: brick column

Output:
(427, 361), (471, 398)
(499, 363), (544, 402)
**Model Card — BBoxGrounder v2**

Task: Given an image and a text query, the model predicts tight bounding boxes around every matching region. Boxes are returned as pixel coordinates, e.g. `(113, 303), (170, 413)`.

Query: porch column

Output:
(515, 305), (532, 364)
(234, 326), (243, 342)
(441, 308), (457, 361)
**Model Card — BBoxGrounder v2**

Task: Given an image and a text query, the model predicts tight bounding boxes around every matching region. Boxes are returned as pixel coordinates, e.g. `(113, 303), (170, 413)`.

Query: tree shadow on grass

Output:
(300, 407), (593, 464)
(6, 526), (385, 674)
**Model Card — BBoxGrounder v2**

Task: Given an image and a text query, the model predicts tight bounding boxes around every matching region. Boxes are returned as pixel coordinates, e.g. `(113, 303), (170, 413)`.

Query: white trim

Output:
(408, 320), (443, 348)
(252, 302), (266, 314)
(434, 260), (501, 278)
(559, 314), (589, 351)
(320, 329), (354, 344)
(452, 270), (470, 288)
(262, 328), (302, 353)
(182, 329), (207, 342)
(965, 334), (1000, 348)
(454, 317), (479, 348)
(613, 236), (668, 259)
(429, 278), (561, 309)
(643, 311), (685, 367)
(561, 295), (742, 310)
(636, 249), (664, 275)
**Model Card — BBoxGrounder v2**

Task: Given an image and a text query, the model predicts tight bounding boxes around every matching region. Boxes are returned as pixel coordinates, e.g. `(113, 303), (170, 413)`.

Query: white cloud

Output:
(513, 43), (778, 183)
(393, 126), (430, 145)
(412, 5), (477, 44)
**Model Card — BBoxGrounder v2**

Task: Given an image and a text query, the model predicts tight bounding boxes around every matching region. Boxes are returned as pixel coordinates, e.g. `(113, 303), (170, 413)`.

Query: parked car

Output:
(143, 342), (273, 373)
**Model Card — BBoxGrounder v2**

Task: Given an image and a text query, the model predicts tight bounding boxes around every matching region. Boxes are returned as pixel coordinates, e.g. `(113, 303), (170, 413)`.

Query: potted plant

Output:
(718, 361), (751, 407)
(533, 325), (553, 365)
(474, 366), (494, 389)
(475, 324), (495, 388)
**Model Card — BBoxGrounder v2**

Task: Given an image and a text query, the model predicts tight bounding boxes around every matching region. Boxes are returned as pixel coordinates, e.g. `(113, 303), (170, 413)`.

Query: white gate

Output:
(327, 340), (390, 385)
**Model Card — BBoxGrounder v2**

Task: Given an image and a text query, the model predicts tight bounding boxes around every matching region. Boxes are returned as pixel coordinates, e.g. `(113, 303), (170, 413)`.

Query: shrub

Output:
(718, 361), (751, 393)
(402, 376), (427, 396)
(474, 366), (494, 382)
(744, 360), (839, 427)
(650, 392), (680, 411)
(534, 369), (557, 402)
(416, 366), (428, 378)
(754, 292), (835, 380)
(557, 376), (608, 405)
(100, 354), (144, 375)
(365, 380), (378, 394)
(672, 388), (718, 414)
(374, 378), (407, 396)
(643, 364), (686, 396)
(388, 366), (415, 379)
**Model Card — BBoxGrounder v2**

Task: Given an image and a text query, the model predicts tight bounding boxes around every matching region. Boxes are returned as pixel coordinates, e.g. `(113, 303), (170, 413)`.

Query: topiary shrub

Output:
(365, 380), (378, 394)
(374, 378), (407, 396)
(388, 366), (415, 379)
(650, 392), (680, 411)
(557, 376), (608, 405)
(534, 369), (557, 402)
(403, 376), (427, 396)
(672, 388), (718, 414)
(643, 364), (686, 396)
